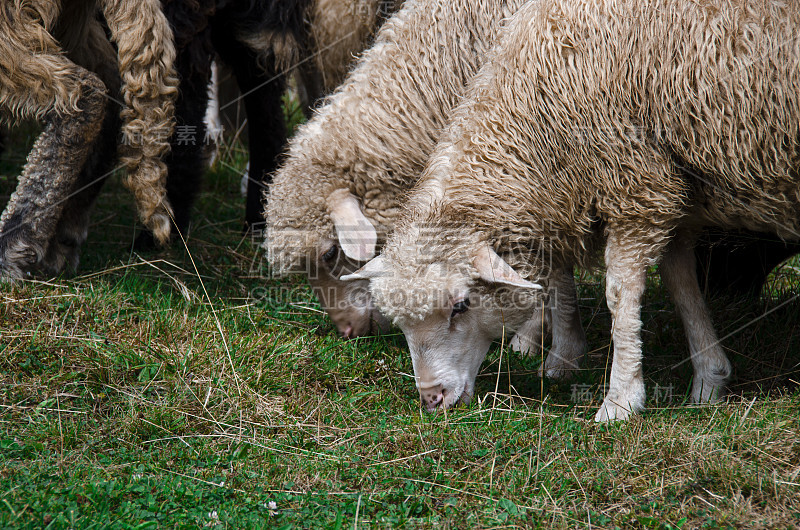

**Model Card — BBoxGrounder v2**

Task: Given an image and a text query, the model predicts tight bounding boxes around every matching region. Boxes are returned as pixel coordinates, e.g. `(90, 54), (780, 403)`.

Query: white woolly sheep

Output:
(265, 0), (586, 373)
(346, 0), (799, 421)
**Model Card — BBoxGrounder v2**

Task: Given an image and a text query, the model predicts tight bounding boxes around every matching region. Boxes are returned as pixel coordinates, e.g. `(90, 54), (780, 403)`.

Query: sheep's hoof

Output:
(510, 332), (539, 357)
(538, 363), (577, 380)
(594, 398), (639, 422)
(132, 230), (157, 252)
(536, 345), (584, 380)
(0, 237), (39, 281)
(41, 239), (81, 276)
(691, 379), (727, 404)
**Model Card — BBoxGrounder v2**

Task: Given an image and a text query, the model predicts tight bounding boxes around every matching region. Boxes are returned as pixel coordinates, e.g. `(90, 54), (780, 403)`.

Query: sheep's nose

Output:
(420, 384), (445, 412)
(341, 324), (354, 339)
(335, 320), (354, 339)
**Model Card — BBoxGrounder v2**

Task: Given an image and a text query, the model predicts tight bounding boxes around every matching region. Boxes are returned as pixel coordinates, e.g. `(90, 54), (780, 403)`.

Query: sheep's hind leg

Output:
(41, 17), (122, 274)
(595, 232), (653, 422)
(510, 305), (549, 357)
(212, 22), (288, 233)
(0, 67), (107, 280)
(513, 266), (586, 379)
(660, 232), (731, 403)
(541, 266), (586, 378)
(133, 5), (215, 251)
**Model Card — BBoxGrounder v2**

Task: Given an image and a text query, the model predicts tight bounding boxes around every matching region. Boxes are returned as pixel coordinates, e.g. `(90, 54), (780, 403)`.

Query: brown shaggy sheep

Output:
(0, 0), (177, 279)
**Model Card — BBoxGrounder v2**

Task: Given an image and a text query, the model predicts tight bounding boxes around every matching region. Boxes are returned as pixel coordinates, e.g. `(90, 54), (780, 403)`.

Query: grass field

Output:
(1, 121), (799, 529)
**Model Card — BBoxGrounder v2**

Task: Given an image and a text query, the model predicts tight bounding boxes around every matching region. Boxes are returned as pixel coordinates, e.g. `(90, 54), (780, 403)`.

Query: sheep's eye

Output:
(451, 298), (470, 318)
(322, 245), (338, 262)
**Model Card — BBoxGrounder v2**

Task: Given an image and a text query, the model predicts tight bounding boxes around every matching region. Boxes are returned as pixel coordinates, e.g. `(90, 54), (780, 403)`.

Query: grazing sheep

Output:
(266, 0), (587, 373)
(0, 0), (177, 280)
(346, 0), (800, 421)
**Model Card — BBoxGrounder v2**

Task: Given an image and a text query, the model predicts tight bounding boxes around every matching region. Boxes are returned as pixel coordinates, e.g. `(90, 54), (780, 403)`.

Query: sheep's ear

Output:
(327, 189), (377, 261)
(340, 256), (387, 281)
(473, 245), (542, 289)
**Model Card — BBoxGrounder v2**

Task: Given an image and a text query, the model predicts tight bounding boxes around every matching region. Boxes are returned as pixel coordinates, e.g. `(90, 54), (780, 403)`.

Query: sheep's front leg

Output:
(595, 234), (650, 422)
(660, 233), (731, 403)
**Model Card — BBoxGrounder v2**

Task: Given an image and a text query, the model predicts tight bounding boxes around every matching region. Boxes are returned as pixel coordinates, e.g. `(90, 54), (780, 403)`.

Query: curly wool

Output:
(308, 0), (400, 92)
(373, 0), (800, 323)
(265, 0), (525, 275)
(0, 0), (177, 279)
(102, 0), (179, 243)
(0, 0), (181, 246)
(0, 1), (81, 122)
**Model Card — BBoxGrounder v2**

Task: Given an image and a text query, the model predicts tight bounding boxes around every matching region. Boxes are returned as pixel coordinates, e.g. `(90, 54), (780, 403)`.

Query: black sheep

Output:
(135, 0), (314, 249)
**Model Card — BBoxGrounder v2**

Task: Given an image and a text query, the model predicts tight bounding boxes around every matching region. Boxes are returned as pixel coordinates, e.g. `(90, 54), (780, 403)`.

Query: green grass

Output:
(1, 122), (799, 529)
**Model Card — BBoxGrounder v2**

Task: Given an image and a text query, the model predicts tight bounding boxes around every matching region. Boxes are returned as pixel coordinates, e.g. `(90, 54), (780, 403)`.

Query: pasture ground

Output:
(1, 119), (799, 529)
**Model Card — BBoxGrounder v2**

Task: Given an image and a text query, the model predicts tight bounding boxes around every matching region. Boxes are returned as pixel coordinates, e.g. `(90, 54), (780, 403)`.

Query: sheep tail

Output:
(100, 0), (179, 245)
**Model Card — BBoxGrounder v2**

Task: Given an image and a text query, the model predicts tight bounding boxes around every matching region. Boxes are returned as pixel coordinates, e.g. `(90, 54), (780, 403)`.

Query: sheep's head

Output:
(266, 188), (389, 338)
(343, 240), (542, 411)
